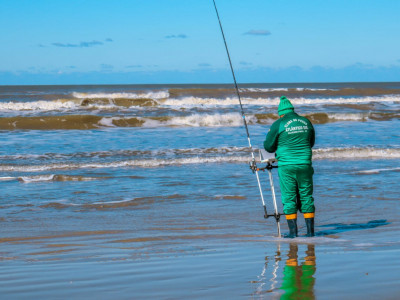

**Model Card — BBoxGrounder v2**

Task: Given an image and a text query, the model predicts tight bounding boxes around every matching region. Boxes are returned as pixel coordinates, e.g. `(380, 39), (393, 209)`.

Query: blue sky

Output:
(1, 0), (400, 85)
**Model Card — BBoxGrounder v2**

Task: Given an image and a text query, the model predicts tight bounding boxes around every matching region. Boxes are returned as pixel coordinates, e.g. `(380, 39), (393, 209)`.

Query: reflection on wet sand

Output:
(281, 243), (316, 299)
(253, 243), (316, 299)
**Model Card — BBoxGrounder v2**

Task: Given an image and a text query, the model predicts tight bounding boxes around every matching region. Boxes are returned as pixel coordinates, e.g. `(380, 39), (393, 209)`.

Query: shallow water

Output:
(1, 83), (400, 298)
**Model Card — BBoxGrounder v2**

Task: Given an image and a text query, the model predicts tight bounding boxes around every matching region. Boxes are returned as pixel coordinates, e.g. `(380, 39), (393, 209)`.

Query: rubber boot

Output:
(284, 219), (298, 238)
(305, 218), (315, 237)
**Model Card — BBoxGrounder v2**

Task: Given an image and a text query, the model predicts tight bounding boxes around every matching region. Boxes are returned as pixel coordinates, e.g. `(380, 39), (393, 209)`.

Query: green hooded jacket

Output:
(264, 111), (315, 166)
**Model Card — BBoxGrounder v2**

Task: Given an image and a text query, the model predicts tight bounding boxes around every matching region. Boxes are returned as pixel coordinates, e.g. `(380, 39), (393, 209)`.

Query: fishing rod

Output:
(212, 0), (281, 235)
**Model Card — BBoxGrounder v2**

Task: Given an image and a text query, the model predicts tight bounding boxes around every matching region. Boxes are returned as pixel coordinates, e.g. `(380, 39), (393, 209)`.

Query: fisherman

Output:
(264, 96), (315, 238)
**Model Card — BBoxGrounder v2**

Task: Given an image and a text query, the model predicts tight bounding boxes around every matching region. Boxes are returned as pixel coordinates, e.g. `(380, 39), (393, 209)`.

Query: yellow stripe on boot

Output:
(304, 212), (315, 219)
(286, 213), (297, 220)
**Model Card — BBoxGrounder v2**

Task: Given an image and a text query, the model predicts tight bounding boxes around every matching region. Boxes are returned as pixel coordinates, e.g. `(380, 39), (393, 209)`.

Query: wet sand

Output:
(2, 169), (400, 299)
(1, 228), (400, 299)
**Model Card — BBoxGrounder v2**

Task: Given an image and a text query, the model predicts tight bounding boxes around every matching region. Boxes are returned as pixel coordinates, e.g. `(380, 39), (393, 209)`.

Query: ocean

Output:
(1, 82), (400, 299)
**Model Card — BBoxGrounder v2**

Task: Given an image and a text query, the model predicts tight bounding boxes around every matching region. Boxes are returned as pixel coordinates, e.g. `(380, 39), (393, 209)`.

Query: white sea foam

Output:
(0, 100), (77, 111)
(0, 156), (249, 172)
(96, 113), (257, 128)
(162, 95), (400, 108)
(313, 147), (400, 160)
(143, 113), (253, 128)
(353, 243), (375, 247)
(107, 113), (370, 128)
(72, 91), (169, 100)
(239, 88), (337, 92)
(91, 199), (137, 205)
(98, 117), (117, 127)
(239, 88), (289, 92)
(162, 96), (241, 107)
(0, 100), (150, 113)
(17, 174), (99, 182)
(355, 167), (400, 174)
(324, 113), (368, 121)
(18, 174), (56, 182)
(0, 146), (250, 161)
(1, 95), (399, 113)
(0, 176), (17, 181)
(2, 147), (399, 163)
(2, 147), (399, 172)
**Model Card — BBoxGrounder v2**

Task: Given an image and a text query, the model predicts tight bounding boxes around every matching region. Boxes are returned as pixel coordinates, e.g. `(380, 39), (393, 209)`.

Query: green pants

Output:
(278, 164), (315, 215)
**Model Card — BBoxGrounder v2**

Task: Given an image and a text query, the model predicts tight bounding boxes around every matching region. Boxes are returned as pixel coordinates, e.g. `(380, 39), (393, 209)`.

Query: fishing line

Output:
(212, 0), (252, 147)
(212, 0), (271, 222)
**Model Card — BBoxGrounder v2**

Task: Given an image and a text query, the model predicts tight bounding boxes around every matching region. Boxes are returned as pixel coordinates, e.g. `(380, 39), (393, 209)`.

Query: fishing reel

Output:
(249, 160), (277, 173)
(249, 160), (258, 173)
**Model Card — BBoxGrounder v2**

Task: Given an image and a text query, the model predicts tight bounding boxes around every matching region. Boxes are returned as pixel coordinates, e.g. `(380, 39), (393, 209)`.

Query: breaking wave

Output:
(0, 156), (249, 172)
(312, 147), (400, 160)
(0, 100), (78, 111)
(162, 95), (400, 108)
(0, 98), (159, 112)
(355, 167), (400, 175)
(17, 174), (102, 183)
(0, 112), (398, 130)
(1, 147), (399, 172)
(0, 113), (249, 130)
(72, 91), (169, 100)
(239, 87), (338, 92)
(1, 95), (400, 113)
(0, 146), (251, 161)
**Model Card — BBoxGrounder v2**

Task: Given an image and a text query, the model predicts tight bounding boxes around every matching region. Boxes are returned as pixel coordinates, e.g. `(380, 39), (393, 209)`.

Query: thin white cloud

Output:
(126, 65), (143, 68)
(165, 34), (188, 39)
(52, 40), (105, 48)
(244, 29), (271, 36)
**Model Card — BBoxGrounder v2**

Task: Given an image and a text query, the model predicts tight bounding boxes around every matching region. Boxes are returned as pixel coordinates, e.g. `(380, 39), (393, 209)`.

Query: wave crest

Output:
(72, 91), (169, 100)
(1, 147), (399, 173)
